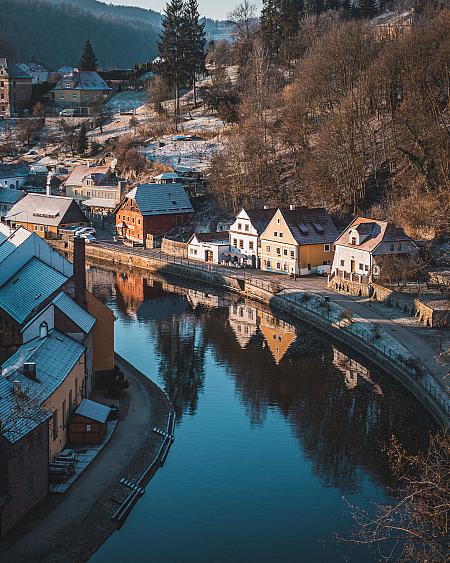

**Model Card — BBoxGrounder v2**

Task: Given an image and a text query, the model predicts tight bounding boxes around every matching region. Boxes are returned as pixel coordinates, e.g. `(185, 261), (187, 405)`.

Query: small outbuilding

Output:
(68, 399), (111, 445)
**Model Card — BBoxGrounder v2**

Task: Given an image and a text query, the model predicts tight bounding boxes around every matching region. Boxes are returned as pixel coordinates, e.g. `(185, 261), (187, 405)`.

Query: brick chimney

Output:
(73, 236), (87, 308)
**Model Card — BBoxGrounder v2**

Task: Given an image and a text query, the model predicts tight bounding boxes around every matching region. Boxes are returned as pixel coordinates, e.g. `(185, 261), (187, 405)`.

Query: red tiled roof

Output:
(335, 217), (413, 252)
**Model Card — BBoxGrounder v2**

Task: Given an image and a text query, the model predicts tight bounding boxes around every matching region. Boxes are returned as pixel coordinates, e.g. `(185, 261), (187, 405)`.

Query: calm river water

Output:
(88, 267), (435, 563)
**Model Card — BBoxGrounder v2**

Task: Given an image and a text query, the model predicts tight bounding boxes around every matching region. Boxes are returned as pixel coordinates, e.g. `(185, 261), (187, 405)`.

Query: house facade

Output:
(0, 187), (24, 217)
(188, 232), (229, 264)
(6, 194), (86, 238)
(259, 207), (339, 276)
(0, 58), (32, 117)
(115, 183), (193, 246)
(50, 70), (111, 108)
(0, 164), (29, 190)
(331, 217), (419, 283)
(228, 208), (276, 267)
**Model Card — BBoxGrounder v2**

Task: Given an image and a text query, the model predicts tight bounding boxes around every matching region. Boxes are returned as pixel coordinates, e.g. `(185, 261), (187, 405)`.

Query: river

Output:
(88, 267), (436, 563)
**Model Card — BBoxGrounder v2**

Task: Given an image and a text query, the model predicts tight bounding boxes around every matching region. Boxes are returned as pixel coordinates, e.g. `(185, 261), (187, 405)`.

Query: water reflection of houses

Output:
(228, 304), (259, 349)
(185, 289), (227, 310)
(259, 312), (297, 365)
(332, 349), (382, 395)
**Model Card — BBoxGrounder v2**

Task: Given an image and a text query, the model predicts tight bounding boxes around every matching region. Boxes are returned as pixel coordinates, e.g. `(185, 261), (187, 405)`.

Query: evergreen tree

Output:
(184, 0), (206, 107)
(280, 0), (304, 62)
(79, 39), (98, 71)
(304, 0), (325, 16)
(261, 0), (281, 59)
(324, 0), (341, 10)
(358, 0), (377, 18)
(77, 123), (88, 154)
(157, 0), (187, 130)
(341, 0), (352, 14)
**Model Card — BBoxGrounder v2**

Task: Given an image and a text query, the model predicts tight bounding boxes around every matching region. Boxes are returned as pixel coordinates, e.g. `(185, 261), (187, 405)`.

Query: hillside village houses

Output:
(0, 187), (24, 218)
(331, 217), (419, 283)
(0, 223), (115, 535)
(0, 163), (29, 190)
(6, 193), (86, 239)
(259, 207), (339, 276)
(115, 183), (194, 246)
(0, 58), (33, 118)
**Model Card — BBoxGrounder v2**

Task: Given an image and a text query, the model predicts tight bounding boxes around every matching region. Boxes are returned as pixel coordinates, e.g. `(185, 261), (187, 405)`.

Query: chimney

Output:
(263, 205), (268, 209)
(13, 381), (21, 395)
(24, 362), (37, 381)
(73, 236), (87, 308)
(290, 205), (296, 211)
(39, 321), (48, 339)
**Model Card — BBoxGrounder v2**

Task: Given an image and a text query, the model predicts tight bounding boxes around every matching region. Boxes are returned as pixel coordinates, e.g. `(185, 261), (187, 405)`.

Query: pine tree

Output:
(261, 0), (281, 59)
(184, 0), (206, 107)
(341, 0), (352, 15)
(280, 0), (304, 63)
(304, 0), (324, 16)
(358, 0), (377, 18)
(77, 123), (88, 154)
(79, 39), (98, 71)
(157, 0), (187, 130)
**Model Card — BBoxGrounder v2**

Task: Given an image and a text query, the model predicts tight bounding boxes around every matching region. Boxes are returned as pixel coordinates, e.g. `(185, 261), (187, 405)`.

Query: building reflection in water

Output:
(89, 268), (436, 494)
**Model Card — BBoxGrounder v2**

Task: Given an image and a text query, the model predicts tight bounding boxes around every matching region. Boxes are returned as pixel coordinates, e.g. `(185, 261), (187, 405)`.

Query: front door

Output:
(205, 250), (213, 262)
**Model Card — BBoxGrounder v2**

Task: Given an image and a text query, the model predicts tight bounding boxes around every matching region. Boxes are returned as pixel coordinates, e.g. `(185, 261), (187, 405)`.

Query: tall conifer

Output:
(79, 39), (98, 71)
(358, 0), (377, 18)
(184, 0), (206, 107)
(261, 0), (281, 59)
(157, 0), (186, 129)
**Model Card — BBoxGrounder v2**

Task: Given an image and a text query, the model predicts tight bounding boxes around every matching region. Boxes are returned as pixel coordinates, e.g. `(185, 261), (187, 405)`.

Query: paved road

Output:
(1, 369), (153, 563)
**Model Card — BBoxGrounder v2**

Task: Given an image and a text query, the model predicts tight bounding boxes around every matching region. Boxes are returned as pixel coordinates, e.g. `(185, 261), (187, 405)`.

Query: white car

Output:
(76, 227), (96, 236)
(80, 233), (97, 243)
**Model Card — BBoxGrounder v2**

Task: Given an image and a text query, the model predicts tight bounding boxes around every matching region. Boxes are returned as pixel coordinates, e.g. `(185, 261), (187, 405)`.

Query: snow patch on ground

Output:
(105, 91), (148, 113)
(142, 137), (222, 172)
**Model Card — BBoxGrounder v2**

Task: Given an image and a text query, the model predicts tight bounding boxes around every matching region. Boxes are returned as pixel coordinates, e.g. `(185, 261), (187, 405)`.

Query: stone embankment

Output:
(52, 240), (449, 428)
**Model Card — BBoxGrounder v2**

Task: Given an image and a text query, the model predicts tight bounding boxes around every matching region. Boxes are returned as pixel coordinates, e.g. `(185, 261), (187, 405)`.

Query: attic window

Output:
(312, 222), (324, 233)
(172, 201), (177, 205)
(298, 223), (309, 234)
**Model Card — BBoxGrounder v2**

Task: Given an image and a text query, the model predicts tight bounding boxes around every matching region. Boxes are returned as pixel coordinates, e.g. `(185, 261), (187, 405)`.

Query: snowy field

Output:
(143, 136), (222, 172)
(105, 91), (148, 114)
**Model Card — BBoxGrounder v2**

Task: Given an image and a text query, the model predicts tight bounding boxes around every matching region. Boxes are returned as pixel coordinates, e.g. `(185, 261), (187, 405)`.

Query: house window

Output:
(34, 225), (38, 231)
(52, 411), (58, 439)
(359, 263), (364, 271)
(283, 249), (287, 256)
(249, 241), (254, 250)
(351, 237), (356, 245)
(40, 225), (44, 231)
(290, 251), (295, 259)
(390, 244), (394, 251)
(277, 218), (280, 224)
(266, 260), (271, 268)
(239, 240), (244, 249)
(276, 247), (281, 255)
(279, 232), (283, 238)
(365, 265), (369, 271)
(238, 223), (242, 230)
(276, 262), (281, 270)
(324, 244), (330, 252)
(274, 231), (278, 237)
(340, 259), (345, 267)
(233, 238), (237, 247)
(60, 94), (64, 100)
(283, 263), (288, 271)
(86, 424), (92, 432)
(62, 400), (66, 428)
(266, 245), (270, 252)
(244, 224), (249, 232)
(397, 243), (401, 250)
(193, 249), (197, 255)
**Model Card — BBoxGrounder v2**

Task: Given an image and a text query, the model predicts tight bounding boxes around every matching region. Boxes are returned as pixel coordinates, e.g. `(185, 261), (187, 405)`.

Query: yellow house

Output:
(259, 207), (339, 276)
(51, 70), (111, 109)
(2, 328), (87, 460)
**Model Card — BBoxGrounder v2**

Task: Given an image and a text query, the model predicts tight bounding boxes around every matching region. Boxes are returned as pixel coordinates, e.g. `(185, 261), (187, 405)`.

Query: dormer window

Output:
(351, 237), (356, 245)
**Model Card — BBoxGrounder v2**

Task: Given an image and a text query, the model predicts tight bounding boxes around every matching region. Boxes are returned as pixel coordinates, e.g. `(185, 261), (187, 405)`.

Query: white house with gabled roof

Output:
(228, 208), (276, 267)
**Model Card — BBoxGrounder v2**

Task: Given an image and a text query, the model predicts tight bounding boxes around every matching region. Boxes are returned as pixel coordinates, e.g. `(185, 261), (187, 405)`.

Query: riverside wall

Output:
(52, 240), (449, 428)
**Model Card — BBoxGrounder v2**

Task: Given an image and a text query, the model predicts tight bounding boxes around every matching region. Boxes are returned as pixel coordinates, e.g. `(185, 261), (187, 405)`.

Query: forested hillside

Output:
(1, 0), (160, 68)
(208, 4), (449, 240)
(0, 0), (231, 69)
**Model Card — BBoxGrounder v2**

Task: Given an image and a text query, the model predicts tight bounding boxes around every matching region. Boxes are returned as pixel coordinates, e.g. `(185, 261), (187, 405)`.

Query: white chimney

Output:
(263, 205), (268, 209)
(40, 321), (48, 339)
(46, 170), (54, 197)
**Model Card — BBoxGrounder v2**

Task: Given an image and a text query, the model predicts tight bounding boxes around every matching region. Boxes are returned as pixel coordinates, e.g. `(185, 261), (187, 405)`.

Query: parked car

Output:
(80, 233), (97, 244)
(76, 227), (96, 236)
(59, 108), (81, 117)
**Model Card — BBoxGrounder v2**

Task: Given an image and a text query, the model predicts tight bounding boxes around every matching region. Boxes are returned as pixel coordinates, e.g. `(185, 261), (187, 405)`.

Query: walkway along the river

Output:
(52, 239), (450, 428)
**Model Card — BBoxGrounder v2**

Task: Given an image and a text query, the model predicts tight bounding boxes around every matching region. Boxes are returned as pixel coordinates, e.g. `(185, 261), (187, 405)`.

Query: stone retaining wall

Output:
(161, 238), (188, 259)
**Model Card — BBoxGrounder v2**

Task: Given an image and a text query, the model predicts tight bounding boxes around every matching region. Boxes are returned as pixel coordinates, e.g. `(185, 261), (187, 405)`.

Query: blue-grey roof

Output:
(0, 257), (68, 324)
(0, 377), (51, 444)
(53, 70), (112, 92)
(0, 164), (29, 180)
(53, 292), (96, 334)
(75, 399), (110, 423)
(0, 225), (32, 264)
(0, 58), (32, 80)
(0, 329), (85, 443)
(125, 183), (193, 216)
(0, 188), (24, 205)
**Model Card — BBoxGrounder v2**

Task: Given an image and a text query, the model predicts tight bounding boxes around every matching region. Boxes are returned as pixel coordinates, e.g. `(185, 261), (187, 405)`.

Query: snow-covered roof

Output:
(75, 399), (111, 423)
(53, 291), (96, 334)
(82, 198), (118, 209)
(53, 70), (111, 92)
(6, 194), (85, 227)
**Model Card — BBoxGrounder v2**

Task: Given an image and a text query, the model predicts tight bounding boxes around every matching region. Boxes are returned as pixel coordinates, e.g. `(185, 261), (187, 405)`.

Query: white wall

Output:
(22, 305), (55, 344)
(229, 210), (259, 263)
(0, 176), (27, 190)
(188, 239), (229, 264)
